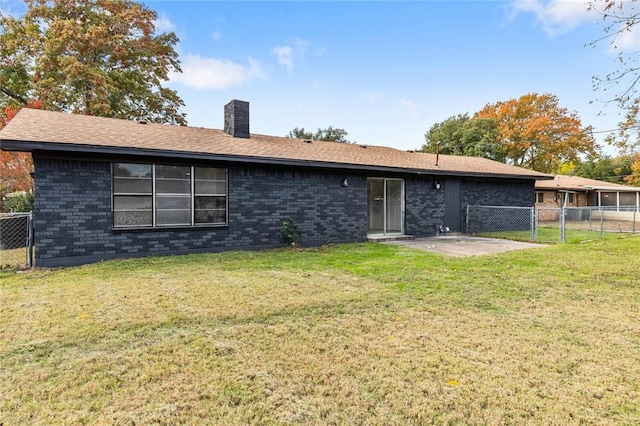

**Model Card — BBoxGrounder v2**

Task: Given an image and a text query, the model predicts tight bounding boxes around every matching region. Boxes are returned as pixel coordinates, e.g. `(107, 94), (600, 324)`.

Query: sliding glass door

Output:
(367, 178), (404, 235)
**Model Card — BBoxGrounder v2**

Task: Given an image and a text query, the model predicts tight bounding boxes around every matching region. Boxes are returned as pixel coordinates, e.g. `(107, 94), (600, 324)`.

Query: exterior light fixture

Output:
(341, 178), (349, 187)
(434, 180), (441, 190)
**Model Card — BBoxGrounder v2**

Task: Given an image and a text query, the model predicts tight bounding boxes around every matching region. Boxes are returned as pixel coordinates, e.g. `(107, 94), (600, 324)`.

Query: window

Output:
(564, 193), (574, 204)
(113, 163), (227, 228)
(535, 192), (544, 203)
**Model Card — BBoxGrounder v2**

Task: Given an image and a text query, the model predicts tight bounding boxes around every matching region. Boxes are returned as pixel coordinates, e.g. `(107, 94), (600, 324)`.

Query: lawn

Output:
(1, 236), (640, 424)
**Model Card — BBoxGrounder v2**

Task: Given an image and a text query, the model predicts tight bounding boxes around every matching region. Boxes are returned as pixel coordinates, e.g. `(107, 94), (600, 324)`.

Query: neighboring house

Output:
(0, 100), (551, 267)
(535, 175), (640, 221)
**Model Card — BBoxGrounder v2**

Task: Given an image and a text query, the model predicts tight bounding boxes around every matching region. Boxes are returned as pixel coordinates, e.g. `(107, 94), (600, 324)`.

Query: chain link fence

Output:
(0, 212), (34, 270)
(465, 206), (535, 240)
(467, 205), (639, 243)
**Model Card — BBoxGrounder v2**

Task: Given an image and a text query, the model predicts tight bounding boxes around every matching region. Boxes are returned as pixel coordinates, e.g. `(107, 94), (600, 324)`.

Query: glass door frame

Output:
(367, 177), (405, 236)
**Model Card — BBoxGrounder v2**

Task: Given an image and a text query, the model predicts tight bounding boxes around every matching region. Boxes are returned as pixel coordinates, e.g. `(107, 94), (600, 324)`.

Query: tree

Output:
(421, 114), (503, 161)
(0, 0), (185, 125)
(588, 1), (640, 184)
(0, 103), (39, 199)
(287, 126), (352, 143)
(475, 93), (598, 173)
(572, 155), (633, 184)
(589, 1), (640, 111)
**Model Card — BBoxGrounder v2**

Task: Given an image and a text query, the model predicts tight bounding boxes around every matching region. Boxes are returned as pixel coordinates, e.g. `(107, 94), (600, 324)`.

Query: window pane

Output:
(114, 211), (153, 227)
(156, 165), (191, 179)
(195, 208), (226, 224)
(113, 195), (152, 227)
(195, 180), (226, 195)
(114, 196), (152, 211)
(114, 177), (152, 194)
(195, 196), (226, 224)
(195, 167), (225, 181)
(156, 179), (191, 194)
(156, 209), (191, 226)
(195, 196), (225, 210)
(156, 195), (191, 210)
(114, 163), (152, 178)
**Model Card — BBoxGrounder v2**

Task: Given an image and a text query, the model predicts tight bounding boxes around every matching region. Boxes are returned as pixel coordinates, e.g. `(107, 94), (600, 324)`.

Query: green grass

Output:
(477, 226), (629, 244)
(2, 237), (640, 424)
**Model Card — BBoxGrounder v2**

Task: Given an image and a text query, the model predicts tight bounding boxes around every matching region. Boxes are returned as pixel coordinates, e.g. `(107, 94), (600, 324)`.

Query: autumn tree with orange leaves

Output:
(475, 93), (598, 174)
(0, 103), (38, 199)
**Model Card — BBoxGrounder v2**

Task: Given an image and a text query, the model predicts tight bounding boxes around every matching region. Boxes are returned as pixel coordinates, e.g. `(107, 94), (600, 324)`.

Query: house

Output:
(0, 100), (552, 267)
(535, 175), (640, 221)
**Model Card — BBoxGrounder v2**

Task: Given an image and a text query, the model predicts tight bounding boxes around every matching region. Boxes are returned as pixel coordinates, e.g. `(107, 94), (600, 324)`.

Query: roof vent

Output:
(138, 120), (147, 125)
(360, 145), (367, 149)
(224, 99), (250, 138)
(305, 139), (312, 143)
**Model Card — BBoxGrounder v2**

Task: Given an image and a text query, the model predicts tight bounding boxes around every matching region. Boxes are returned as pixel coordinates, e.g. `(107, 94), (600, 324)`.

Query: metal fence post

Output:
(600, 208), (604, 238)
(465, 204), (469, 234)
(560, 207), (565, 243)
(27, 211), (34, 267)
(530, 207), (535, 241)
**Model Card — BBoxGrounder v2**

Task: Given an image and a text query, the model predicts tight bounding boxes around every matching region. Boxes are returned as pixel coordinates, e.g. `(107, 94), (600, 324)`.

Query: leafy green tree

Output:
(572, 156), (632, 184)
(0, 0), (185, 125)
(421, 114), (502, 161)
(288, 126), (351, 143)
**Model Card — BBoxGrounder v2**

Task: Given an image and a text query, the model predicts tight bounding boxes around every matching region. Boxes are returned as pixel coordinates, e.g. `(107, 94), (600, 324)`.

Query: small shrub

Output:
(282, 218), (300, 247)
(3, 191), (34, 213)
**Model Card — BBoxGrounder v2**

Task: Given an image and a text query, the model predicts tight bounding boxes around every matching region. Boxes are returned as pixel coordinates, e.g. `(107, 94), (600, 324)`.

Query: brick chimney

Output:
(224, 99), (250, 138)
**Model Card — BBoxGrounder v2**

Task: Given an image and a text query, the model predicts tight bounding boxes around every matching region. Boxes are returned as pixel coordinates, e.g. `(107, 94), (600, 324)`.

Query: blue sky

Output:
(0, 1), (632, 152)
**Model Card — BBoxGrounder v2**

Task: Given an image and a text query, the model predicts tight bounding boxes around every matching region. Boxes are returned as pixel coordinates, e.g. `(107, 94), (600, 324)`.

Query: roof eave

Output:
(0, 139), (547, 181)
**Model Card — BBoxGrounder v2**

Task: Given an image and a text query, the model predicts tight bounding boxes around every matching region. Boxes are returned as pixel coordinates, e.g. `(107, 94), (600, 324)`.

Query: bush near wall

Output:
(3, 191), (34, 213)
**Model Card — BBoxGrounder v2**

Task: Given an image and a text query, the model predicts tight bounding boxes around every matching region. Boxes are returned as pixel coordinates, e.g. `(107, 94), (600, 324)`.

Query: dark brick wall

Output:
(32, 155), (535, 266)
(461, 180), (534, 207)
(33, 156), (368, 267)
(404, 177), (445, 237)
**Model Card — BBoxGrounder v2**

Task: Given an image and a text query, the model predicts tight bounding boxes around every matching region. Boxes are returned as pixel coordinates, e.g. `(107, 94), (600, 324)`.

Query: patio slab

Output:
(382, 235), (546, 257)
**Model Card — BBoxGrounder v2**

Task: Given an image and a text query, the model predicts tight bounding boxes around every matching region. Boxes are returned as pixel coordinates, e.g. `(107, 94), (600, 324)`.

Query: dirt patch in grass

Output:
(1, 240), (640, 424)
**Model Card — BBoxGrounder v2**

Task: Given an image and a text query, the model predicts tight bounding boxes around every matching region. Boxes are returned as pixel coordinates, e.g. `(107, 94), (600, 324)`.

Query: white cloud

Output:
(169, 54), (265, 90)
(272, 45), (294, 71)
(155, 13), (176, 33)
(510, 0), (597, 36)
(271, 38), (310, 72)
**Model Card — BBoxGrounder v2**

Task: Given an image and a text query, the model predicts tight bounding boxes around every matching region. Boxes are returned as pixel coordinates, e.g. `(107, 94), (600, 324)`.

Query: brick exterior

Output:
(33, 156), (536, 267)
(223, 100), (250, 138)
(405, 177), (446, 237)
(33, 156), (369, 267)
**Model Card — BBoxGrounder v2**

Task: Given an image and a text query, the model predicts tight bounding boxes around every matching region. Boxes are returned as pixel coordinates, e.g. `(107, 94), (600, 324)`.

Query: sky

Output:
(0, 0), (635, 153)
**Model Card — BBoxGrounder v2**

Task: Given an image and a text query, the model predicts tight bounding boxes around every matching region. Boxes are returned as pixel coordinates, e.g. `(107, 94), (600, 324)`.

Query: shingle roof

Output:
(535, 175), (630, 191)
(0, 108), (552, 180)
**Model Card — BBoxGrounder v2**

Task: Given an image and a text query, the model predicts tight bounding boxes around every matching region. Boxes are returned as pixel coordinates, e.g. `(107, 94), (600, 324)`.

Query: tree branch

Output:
(0, 86), (28, 106)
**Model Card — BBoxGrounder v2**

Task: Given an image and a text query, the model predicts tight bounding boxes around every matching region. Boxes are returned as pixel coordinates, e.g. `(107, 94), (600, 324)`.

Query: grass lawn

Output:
(2, 236), (640, 424)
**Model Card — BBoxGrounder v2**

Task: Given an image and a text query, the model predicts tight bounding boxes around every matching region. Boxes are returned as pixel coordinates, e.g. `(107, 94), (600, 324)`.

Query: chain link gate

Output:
(0, 212), (34, 269)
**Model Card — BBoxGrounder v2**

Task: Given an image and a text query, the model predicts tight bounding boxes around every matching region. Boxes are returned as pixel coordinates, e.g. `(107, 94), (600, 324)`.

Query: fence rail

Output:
(466, 205), (638, 243)
(0, 212), (34, 269)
